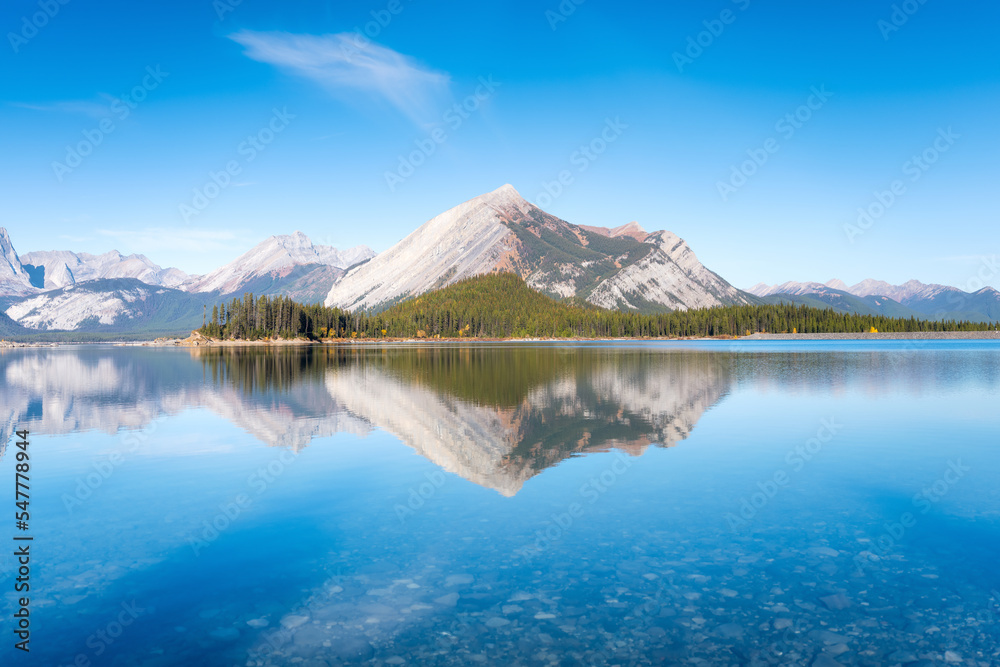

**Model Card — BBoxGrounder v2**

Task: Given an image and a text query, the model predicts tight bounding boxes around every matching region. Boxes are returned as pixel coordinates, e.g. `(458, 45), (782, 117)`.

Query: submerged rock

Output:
(888, 649), (918, 662)
(280, 614), (309, 629)
(819, 593), (852, 610)
(714, 623), (744, 639)
(328, 636), (375, 662)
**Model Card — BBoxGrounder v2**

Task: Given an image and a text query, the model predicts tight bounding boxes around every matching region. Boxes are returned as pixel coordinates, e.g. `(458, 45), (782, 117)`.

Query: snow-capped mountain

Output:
(4, 279), (206, 332)
(748, 279), (1000, 322)
(182, 231), (374, 295)
(0, 228), (36, 296)
(747, 281), (833, 297)
(0, 228), (375, 332)
(325, 184), (751, 312)
(20, 249), (189, 290)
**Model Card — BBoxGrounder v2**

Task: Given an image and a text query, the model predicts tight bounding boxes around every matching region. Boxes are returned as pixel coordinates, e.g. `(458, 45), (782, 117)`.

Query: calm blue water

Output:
(1, 342), (998, 666)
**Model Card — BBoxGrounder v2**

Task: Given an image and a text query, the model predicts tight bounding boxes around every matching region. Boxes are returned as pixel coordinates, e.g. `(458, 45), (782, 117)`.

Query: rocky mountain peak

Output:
(0, 227), (35, 296)
(579, 221), (650, 242)
(282, 231), (314, 248)
(610, 221), (648, 240)
(183, 232), (375, 294)
(484, 183), (523, 202)
(474, 184), (531, 217)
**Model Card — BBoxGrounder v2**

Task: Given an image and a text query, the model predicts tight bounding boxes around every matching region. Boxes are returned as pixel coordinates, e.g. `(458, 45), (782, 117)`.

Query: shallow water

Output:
(1, 341), (998, 666)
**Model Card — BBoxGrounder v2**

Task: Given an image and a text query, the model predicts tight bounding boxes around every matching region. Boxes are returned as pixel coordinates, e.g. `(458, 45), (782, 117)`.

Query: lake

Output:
(1, 341), (998, 666)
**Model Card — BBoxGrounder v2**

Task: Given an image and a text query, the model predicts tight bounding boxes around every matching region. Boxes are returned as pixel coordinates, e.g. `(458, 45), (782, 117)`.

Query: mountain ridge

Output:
(749, 278), (1000, 322)
(0, 228), (35, 296)
(325, 184), (752, 313)
(21, 248), (189, 290)
(181, 231), (374, 294)
(3, 188), (997, 333)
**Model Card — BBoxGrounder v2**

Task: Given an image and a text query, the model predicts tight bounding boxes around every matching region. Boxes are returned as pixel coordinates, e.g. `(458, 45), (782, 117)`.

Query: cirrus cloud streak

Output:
(229, 30), (451, 125)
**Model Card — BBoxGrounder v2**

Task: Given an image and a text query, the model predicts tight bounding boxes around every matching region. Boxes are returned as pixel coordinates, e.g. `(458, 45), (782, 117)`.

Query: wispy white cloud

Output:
(229, 30), (450, 125)
(97, 228), (246, 254)
(11, 100), (112, 119)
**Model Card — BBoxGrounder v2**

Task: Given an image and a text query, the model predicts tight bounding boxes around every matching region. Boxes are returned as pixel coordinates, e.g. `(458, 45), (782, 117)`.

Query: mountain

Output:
(749, 279), (1000, 322)
(1, 226), (191, 295)
(0, 228), (35, 296)
(4, 278), (206, 334)
(326, 185), (751, 312)
(0, 309), (29, 337)
(0, 229), (375, 333)
(747, 281), (831, 297)
(229, 263), (347, 304)
(757, 290), (922, 319)
(182, 231), (374, 295)
(20, 249), (189, 290)
(847, 278), (940, 302)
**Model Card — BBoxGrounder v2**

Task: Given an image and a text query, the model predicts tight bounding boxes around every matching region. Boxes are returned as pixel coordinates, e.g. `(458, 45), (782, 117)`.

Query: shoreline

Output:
(741, 331), (1000, 341)
(143, 330), (999, 346)
(4, 331), (997, 348)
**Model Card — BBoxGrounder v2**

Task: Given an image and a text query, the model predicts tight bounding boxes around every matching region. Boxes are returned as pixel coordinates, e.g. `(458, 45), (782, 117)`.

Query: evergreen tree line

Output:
(198, 274), (997, 341)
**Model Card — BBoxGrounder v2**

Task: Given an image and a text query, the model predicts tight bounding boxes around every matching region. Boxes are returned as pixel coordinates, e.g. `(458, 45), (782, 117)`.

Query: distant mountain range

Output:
(21, 248), (189, 290)
(0, 229), (374, 335)
(1, 185), (997, 336)
(181, 231), (374, 295)
(749, 279), (1000, 323)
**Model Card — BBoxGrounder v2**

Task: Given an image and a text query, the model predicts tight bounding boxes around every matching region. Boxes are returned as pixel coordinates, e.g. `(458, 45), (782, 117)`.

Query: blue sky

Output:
(2, 0), (998, 290)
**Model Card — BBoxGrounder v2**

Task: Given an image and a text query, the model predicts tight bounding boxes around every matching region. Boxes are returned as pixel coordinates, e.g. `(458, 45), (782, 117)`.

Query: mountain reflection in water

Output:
(0, 345), (735, 494)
